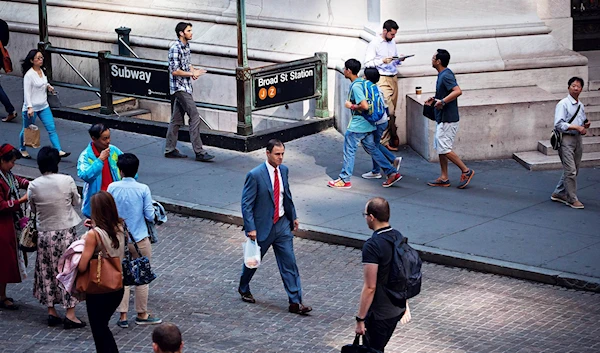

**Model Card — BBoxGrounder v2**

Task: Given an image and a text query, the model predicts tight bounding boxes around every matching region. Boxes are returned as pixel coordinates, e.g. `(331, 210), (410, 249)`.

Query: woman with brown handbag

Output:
(78, 191), (125, 353)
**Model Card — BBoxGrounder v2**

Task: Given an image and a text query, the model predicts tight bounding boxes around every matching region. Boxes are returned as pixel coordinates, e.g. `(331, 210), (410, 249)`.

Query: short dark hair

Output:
(0, 144), (21, 162)
(117, 153), (139, 178)
(152, 323), (182, 352)
(435, 49), (451, 67)
(37, 146), (60, 174)
(175, 22), (192, 38)
(88, 123), (109, 139)
(266, 139), (285, 153)
(383, 20), (399, 32)
(568, 76), (584, 88)
(364, 67), (380, 84)
(367, 197), (390, 222)
(344, 59), (361, 75)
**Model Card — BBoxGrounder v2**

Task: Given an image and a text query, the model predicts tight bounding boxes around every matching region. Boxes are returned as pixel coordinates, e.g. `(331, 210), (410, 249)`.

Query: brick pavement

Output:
(1, 214), (599, 352)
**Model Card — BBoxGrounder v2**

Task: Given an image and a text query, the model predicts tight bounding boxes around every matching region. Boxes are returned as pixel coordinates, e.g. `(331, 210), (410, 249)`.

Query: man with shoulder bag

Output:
(108, 153), (162, 327)
(550, 77), (590, 210)
(354, 197), (420, 352)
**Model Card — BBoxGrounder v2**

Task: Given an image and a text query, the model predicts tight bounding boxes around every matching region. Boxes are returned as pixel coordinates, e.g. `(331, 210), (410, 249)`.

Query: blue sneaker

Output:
(116, 320), (128, 328)
(135, 314), (162, 325)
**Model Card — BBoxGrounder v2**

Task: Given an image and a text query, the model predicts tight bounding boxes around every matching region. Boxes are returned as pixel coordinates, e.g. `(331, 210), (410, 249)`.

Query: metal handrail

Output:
(118, 37), (140, 59)
(59, 54), (101, 98)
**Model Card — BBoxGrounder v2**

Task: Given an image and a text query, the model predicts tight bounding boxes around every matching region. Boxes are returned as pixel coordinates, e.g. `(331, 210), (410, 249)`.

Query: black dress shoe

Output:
(48, 315), (63, 327)
(195, 153), (215, 162)
(289, 303), (312, 315)
(64, 317), (87, 329)
(165, 149), (188, 158)
(238, 288), (256, 303)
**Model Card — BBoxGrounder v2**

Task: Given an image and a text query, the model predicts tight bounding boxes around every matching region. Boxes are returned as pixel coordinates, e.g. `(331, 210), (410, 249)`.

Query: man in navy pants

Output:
(238, 139), (311, 315)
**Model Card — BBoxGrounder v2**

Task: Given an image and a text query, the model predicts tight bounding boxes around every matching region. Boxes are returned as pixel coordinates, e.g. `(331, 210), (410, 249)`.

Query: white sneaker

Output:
(393, 157), (403, 171)
(362, 171), (382, 179)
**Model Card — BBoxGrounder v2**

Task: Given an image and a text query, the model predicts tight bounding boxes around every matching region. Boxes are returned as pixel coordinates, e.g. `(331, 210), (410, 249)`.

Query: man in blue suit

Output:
(238, 139), (312, 315)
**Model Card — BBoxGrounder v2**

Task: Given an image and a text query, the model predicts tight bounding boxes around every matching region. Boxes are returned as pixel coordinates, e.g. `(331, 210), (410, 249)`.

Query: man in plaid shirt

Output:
(164, 22), (214, 162)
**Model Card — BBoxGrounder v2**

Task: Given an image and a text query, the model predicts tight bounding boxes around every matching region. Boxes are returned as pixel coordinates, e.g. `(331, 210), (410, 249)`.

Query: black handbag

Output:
(47, 91), (62, 109)
(341, 335), (381, 353)
(550, 104), (580, 150)
(122, 225), (157, 286)
(423, 103), (435, 121)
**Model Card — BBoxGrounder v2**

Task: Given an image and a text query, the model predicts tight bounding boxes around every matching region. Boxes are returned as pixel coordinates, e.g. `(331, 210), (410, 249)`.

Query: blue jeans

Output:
(0, 83), (15, 114)
(339, 131), (397, 182)
(19, 107), (62, 151)
(371, 121), (398, 174)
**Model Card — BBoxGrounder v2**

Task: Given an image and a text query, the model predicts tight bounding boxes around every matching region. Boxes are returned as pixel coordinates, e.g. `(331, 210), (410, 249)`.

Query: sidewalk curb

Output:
(15, 169), (600, 293)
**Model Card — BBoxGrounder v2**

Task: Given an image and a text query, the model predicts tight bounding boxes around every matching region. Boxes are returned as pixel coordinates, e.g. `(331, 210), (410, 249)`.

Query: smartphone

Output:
(393, 54), (415, 61)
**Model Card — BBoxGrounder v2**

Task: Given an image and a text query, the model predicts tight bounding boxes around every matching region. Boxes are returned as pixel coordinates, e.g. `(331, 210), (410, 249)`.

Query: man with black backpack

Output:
(355, 197), (420, 352)
(328, 59), (401, 189)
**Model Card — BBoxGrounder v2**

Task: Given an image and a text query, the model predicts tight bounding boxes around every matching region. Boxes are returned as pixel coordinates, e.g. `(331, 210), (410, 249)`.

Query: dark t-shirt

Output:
(362, 226), (406, 321)
(434, 68), (460, 124)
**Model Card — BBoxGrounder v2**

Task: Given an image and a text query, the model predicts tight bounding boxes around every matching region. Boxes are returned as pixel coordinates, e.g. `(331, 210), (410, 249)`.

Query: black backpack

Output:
(0, 19), (9, 47)
(381, 231), (422, 306)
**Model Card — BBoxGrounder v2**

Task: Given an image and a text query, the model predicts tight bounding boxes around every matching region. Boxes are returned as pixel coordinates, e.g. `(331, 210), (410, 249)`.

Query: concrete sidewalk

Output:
(1, 73), (599, 291)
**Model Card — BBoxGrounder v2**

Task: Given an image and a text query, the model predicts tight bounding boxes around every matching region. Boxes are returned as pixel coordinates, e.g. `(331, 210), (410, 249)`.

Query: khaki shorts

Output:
(434, 122), (459, 155)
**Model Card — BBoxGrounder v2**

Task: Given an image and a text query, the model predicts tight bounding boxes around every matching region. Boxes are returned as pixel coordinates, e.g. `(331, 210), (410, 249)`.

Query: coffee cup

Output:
(415, 86), (422, 95)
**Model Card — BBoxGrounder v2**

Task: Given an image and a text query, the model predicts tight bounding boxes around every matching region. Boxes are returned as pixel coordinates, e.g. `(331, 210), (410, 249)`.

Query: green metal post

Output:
(98, 51), (114, 115)
(38, 0), (52, 80)
(236, 0), (253, 136)
(315, 52), (329, 118)
(115, 27), (132, 57)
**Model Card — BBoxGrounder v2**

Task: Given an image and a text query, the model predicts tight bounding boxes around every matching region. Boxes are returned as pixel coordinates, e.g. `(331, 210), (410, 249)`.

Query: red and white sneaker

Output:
(327, 179), (352, 189)
(382, 173), (402, 188)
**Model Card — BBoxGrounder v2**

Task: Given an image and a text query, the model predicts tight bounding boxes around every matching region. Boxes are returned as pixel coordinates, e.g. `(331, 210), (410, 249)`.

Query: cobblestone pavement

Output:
(1, 214), (599, 353)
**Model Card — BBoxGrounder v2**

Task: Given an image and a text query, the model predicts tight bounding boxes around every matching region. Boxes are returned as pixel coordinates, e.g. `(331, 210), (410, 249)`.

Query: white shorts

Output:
(434, 122), (459, 155)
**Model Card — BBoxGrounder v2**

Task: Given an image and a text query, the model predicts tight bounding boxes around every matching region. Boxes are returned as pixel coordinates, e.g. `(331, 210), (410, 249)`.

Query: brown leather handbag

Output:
(76, 229), (123, 294)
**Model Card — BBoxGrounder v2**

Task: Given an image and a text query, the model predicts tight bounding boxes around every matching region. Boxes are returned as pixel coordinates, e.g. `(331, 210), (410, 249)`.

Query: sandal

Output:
(1, 111), (17, 122)
(0, 297), (19, 310)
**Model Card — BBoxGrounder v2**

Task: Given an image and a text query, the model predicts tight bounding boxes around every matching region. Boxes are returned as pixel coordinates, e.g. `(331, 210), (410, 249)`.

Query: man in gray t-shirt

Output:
(355, 197), (411, 352)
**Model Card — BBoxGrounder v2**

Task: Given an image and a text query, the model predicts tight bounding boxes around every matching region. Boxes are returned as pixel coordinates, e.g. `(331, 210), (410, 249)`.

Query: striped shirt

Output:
(554, 94), (587, 135)
(168, 39), (193, 95)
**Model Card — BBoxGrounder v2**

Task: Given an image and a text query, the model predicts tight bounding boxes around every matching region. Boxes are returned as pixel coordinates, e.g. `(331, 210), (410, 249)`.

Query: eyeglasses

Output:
(362, 212), (369, 217)
(34, 56), (44, 60)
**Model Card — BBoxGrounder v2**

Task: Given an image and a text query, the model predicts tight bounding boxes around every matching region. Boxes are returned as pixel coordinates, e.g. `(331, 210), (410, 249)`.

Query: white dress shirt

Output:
(265, 161), (284, 218)
(364, 35), (402, 76)
(554, 94), (587, 135)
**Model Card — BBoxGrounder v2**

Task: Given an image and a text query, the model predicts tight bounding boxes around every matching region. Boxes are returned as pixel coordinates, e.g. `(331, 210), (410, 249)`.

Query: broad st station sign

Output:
(252, 60), (320, 110)
(109, 61), (170, 99)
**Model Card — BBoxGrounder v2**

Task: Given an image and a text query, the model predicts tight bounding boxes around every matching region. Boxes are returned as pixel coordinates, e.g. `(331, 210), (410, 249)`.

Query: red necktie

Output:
(273, 168), (280, 224)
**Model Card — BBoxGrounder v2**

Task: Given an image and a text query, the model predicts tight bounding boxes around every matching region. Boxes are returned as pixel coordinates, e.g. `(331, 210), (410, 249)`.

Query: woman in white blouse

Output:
(28, 146), (84, 329)
(19, 49), (69, 159)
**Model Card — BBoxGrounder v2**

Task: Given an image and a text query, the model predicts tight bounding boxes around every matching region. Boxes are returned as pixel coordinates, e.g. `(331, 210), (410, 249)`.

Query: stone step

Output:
(553, 91), (600, 106)
(537, 136), (600, 155)
(117, 108), (152, 121)
(586, 105), (600, 121)
(513, 151), (600, 170)
(590, 80), (600, 91)
(589, 120), (600, 136)
(69, 97), (138, 113)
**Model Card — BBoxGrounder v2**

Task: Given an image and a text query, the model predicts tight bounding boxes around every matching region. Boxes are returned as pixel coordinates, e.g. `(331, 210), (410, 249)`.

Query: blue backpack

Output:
(348, 79), (387, 124)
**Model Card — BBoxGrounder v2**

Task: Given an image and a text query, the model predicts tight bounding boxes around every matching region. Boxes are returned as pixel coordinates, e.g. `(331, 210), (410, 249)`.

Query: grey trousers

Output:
(554, 134), (582, 203)
(165, 91), (206, 155)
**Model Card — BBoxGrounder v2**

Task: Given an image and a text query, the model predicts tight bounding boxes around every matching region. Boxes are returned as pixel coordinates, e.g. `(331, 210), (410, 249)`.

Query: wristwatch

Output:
(441, 100), (446, 107)
(355, 316), (365, 322)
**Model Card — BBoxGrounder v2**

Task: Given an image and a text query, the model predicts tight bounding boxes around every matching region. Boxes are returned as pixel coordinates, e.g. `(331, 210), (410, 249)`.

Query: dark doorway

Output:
(572, 0), (600, 51)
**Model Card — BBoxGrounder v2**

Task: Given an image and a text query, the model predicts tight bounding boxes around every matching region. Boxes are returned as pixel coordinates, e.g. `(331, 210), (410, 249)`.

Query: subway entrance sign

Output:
(252, 56), (322, 111)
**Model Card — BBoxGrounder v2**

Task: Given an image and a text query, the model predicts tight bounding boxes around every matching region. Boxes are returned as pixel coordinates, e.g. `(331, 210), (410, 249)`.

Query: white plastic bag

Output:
(243, 238), (261, 269)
